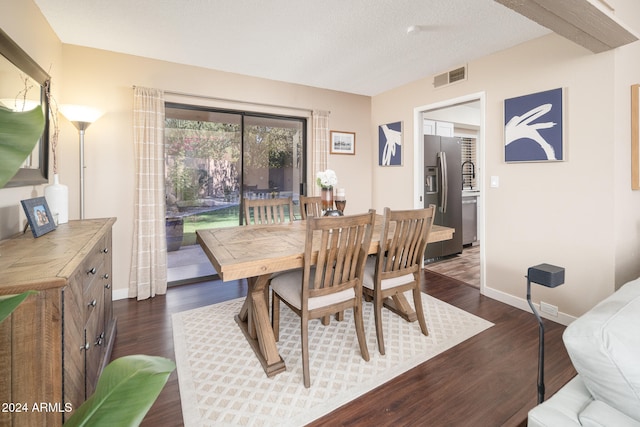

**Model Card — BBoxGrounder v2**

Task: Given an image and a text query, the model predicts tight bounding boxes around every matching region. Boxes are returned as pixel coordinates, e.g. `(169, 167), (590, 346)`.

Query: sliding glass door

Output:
(242, 115), (304, 220)
(165, 104), (306, 250)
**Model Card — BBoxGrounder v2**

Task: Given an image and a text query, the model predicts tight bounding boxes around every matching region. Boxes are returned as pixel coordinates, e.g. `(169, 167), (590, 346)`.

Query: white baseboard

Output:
(482, 286), (575, 326)
(112, 288), (129, 301)
(110, 281), (577, 325)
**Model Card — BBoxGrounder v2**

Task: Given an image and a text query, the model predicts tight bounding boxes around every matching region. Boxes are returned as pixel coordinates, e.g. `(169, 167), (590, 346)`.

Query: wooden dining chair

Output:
(362, 205), (436, 355)
(270, 210), (375, 387)
(299, 195), (322, 219)
(243, 197), (295, 225)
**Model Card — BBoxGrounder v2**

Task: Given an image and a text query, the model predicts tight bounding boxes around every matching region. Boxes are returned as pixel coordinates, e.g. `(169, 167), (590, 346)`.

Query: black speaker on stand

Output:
(526, 263), (565, 404)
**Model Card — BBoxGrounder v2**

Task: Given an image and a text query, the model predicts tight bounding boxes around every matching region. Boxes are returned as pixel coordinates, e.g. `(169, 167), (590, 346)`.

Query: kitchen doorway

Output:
(413, 92), (485, 291)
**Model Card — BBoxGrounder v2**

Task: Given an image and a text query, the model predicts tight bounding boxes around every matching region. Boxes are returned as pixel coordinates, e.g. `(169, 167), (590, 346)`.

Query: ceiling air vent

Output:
(433, 65), (467, 88)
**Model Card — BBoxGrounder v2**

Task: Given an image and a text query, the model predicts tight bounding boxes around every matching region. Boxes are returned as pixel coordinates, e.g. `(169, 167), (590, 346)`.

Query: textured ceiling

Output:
(33, 0), (550, 96)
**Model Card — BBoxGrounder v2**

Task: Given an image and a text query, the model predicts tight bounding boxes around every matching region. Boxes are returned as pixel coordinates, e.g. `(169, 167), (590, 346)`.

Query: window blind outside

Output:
(461, 137), (477, 189)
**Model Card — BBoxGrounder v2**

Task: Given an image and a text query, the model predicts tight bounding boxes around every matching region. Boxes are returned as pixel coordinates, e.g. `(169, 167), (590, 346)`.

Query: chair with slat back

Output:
(243, 197), (295, 225)
(270, 210), (375, 387)
(299, 195), (322, 219)
(362, 205), (436, 355)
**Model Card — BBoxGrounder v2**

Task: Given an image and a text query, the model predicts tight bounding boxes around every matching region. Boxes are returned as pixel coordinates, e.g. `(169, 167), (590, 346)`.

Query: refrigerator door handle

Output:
(438, 151), (448, 213)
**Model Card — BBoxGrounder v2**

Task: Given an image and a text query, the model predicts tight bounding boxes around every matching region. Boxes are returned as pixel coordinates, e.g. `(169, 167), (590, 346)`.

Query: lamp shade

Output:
(59, 104), (103, 130)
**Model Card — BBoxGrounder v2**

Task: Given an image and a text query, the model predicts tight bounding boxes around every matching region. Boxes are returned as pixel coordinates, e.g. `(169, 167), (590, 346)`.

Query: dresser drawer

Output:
(84, 287), (105, 397)
(83, 263), (105, 315)
(79, 236), (109, 284)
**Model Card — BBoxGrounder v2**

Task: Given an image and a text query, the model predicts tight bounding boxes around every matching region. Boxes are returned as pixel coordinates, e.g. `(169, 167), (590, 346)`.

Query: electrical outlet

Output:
(540, 301), (558, 317)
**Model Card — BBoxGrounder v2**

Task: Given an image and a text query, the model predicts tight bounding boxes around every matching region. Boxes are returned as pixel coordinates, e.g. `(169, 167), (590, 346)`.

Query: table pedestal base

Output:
(365, 292), (418, 322)
(234, 315), (286, 377)
(235, 275), (287, 377)
(383, 294), (418, 322)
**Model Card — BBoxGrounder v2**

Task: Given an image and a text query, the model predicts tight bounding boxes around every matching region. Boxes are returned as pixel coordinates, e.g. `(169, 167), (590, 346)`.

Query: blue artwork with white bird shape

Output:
(504, 88), (563, 162)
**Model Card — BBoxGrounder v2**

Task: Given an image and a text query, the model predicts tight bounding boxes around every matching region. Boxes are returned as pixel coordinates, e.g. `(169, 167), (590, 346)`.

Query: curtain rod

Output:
(132, 86), (329, 115)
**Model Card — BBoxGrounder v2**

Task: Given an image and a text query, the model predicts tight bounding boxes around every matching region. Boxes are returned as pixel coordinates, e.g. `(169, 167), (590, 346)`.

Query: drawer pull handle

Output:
(103, 273), (109, 279)
(81, 343), (90, 351)
(105, 283), (111, 290)
(88, 267), (97, 275)
(102, 248), (109, 254)
(95, 333), (104, 347)
(88, 299), (97, 308)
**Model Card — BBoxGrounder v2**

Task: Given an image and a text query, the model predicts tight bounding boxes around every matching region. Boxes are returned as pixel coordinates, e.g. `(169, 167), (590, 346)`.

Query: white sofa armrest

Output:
(528, 376), (591, 427)
(579, 401), (640, 427)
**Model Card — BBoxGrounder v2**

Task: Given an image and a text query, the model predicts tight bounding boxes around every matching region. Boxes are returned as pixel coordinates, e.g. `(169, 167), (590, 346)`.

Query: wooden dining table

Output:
(196, 217), (454, 377)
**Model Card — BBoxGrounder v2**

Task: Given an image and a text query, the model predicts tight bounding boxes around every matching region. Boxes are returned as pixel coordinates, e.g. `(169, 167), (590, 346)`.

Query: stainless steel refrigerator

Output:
(424, 135), (463, 259)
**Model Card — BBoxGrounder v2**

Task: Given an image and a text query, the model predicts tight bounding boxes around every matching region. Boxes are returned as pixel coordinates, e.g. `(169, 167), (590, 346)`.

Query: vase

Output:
(44, 173), (69, 224)
(321, 186), (334, 213)
(166, 217), (184, 252)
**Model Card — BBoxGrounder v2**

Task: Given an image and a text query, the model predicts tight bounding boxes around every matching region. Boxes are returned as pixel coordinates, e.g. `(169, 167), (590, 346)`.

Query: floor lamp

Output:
(59, 105), (103, 220)
(526, 263), (565, 404)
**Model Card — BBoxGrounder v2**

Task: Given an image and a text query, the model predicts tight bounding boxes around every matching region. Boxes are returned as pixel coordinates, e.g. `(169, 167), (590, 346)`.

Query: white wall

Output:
(0, 0), (62, 238)
(1, 3), (372, 299)
(372, 30), (640, 320)
(612, 1), (640, 288)
(53, 45), (373, 298)
(4, 0), (640, 315)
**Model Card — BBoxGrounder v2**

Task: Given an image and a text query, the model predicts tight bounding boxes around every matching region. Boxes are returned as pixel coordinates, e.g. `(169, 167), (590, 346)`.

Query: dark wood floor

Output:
(111, 271), (576, 427)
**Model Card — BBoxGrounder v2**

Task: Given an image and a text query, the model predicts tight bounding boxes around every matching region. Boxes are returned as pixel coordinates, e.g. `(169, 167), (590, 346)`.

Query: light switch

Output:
(490, 176), (499, 188)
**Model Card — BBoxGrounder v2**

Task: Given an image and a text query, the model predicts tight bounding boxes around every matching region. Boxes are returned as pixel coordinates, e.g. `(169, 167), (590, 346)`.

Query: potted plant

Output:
(165, 192), (184, 252)
(0, 104), (45, 188)
(1, 292), (175, 426)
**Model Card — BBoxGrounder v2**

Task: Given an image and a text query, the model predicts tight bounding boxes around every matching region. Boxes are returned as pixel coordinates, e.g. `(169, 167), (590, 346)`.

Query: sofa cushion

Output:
(527, 376), (591, 427)
(562, 278), (640, 421)
(579, 400), (640, 427)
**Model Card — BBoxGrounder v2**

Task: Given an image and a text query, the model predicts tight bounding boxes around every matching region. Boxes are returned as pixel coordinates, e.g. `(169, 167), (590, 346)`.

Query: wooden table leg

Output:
(234, 275), (286, 377)
(383, 293), (418, 322)
(239, 296), (249, 322)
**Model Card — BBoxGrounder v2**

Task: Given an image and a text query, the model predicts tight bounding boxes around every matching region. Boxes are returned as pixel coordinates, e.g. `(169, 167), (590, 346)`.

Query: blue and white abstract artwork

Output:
(378, 121), (402, 166)
(504, 88), (563, 162)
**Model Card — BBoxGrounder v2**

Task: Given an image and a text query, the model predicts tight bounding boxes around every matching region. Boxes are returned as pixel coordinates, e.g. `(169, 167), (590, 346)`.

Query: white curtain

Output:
(129, 87), (167, 300)
(311, 110), (330, 196)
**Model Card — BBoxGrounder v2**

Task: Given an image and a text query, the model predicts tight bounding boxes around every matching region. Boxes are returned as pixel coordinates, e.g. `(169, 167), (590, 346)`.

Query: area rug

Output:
(172, 293), (493, 426)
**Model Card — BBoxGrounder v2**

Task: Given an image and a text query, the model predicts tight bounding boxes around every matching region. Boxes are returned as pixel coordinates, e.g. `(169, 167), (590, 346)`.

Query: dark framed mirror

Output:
(0, 27), (50, 188)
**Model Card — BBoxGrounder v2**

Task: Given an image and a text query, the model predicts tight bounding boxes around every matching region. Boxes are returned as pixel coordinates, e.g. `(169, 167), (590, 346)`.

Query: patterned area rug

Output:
(172, 293), (493, 426)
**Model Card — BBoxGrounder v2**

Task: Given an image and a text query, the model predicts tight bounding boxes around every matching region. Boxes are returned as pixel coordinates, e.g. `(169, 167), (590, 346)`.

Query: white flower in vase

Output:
(316, 169), (338, 189)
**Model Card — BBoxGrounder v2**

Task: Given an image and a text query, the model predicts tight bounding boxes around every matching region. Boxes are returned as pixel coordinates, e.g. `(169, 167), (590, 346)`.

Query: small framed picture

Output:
(21, 197), (56, 238)
(330, 131), (356, 155)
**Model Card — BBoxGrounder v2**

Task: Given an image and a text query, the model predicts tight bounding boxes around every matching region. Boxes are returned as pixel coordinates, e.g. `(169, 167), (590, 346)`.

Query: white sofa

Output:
(528, 278), (640, 427)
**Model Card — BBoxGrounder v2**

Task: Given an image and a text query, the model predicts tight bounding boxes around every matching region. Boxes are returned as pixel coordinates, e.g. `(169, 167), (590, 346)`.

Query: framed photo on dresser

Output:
(21, 196), (56, 238)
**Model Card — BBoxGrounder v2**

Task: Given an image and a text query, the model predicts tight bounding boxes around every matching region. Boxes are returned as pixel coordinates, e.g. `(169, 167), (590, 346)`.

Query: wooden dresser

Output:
(0, 218), (117, 427)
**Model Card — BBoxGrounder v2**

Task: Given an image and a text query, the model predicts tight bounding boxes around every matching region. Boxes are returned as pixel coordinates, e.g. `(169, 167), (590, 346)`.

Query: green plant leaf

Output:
(64, 355), (176, 427)
(0, 105), (45, 188)
(0, 291), (37, 324)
